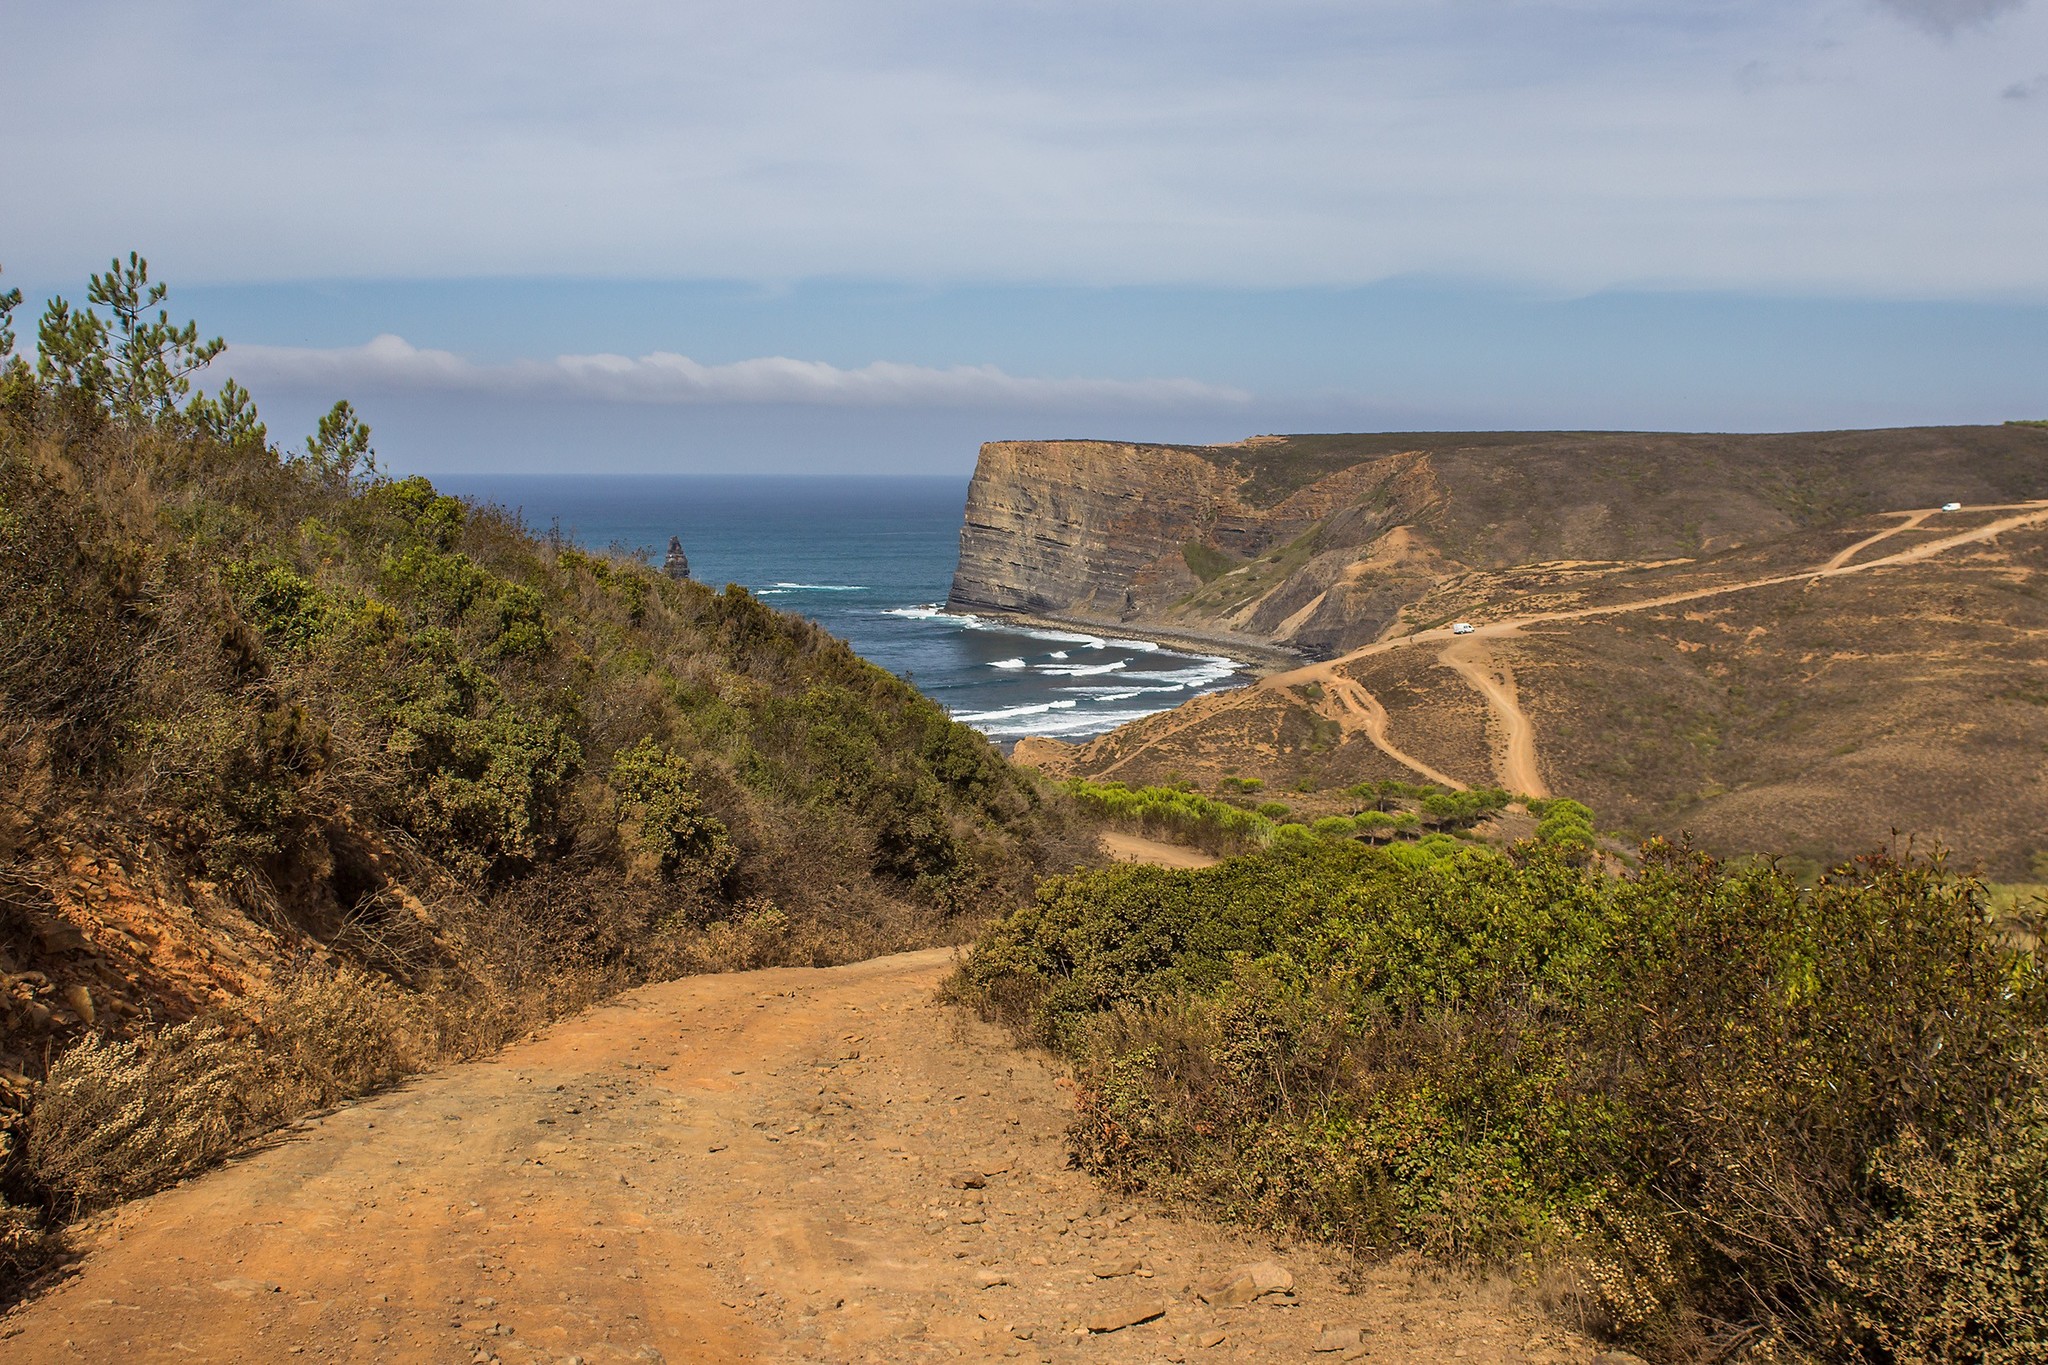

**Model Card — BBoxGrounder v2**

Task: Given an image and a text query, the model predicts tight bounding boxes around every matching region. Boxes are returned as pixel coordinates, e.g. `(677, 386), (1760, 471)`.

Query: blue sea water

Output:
(438, 475), (1246, 743)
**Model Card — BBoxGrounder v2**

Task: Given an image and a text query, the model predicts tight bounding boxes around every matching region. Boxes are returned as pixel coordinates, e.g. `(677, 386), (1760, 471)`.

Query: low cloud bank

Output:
(225, 335), (1249, 410)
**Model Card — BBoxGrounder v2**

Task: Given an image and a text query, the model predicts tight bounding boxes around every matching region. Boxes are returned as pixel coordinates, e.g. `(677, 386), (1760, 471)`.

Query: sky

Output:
(3, 0), (2044, 474)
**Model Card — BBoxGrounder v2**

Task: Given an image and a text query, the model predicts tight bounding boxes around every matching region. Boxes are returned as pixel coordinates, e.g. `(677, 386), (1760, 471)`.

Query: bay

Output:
(439, 475), (1246, 744)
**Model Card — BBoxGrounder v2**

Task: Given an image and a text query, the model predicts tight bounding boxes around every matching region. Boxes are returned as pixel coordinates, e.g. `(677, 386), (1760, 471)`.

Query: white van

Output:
(1451, 622), (1476, 635)
(1941, 501), (1963, 512)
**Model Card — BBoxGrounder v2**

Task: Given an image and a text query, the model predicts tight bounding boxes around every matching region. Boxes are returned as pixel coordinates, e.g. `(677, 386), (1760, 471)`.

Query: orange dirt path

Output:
(1437, 636), (1549, 800)
(1, 951), (1601, 1365)
(1100, 831), (1221, 868)
(1120, 501), (2048, 794)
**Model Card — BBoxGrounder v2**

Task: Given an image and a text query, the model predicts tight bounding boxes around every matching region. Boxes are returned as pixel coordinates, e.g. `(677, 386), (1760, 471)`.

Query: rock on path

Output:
(0, 949), (1601, 1363)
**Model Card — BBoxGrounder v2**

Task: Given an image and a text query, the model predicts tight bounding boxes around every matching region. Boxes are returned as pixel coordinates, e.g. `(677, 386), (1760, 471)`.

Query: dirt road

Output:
(1207, 500), (2048, 793)
(2, 952), (1599, 1365)
(1436, 637), (1549, 800)
(1100, 832), (1220, 868)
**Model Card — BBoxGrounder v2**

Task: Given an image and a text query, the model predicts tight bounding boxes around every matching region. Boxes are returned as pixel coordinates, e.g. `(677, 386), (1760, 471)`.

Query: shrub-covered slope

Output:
(0, 259), (1083, 1271)
(957, 838), (2048, 1362)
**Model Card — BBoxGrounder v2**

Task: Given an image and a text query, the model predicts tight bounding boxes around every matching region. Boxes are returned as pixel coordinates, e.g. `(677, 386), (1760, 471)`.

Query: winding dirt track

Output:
(1213, 501), (2048, 793)
(1436, 638), (1549, 800)
(1317, 677), (1466, 792)
(2, 951), (1599, 1365)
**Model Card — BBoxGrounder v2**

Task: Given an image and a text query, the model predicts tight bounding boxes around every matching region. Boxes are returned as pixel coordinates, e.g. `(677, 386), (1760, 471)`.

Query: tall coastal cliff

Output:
(948, 426), (2048, 658)
(947, 437), (1451, 656)
(953, 426), (2048, 877)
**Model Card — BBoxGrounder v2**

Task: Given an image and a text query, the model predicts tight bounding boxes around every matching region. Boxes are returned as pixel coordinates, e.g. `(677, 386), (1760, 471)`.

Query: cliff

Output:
(957, 425), (2048, 877)
(948, 426), (2048, 658)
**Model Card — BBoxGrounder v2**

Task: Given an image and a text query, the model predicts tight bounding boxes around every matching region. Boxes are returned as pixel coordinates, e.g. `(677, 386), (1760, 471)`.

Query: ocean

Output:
(438, 475), (1246, 744)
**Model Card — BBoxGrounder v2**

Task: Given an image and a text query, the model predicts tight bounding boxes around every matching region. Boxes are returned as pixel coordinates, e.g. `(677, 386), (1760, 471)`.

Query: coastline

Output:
(954, 604), (1302, 676)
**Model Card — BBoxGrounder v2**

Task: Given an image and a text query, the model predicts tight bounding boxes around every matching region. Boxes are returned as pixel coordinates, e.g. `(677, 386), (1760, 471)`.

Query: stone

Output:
(1314, 1326), (1364, 1352)
(214, 1278), (282, 1296)
(1092, 1259), (1141, 1278)
(949, 1171), (987, 1189)
(973, 1270), (1011, 1288)
(663, 537), (691, 581)
(1195, 1261), (1292, 1307)
(34, 922), (87, 954)
(1086, 1300), (1167, 1333)
(1246, 1261), (1293, 1294)
(1197, 1329), (1228, 1348)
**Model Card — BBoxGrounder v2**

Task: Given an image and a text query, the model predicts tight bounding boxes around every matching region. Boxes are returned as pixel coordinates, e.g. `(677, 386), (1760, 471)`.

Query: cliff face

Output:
(947, 426), (2048, 659)
(948, 441), (1239, 620)
(946, 438), (1450, 655)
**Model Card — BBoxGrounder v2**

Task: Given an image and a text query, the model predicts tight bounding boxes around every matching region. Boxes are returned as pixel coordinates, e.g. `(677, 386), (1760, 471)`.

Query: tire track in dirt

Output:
(1436, 637), (1549, 800)
(1103, 501), (2048, 793)
(0, 951), (1603, 1365)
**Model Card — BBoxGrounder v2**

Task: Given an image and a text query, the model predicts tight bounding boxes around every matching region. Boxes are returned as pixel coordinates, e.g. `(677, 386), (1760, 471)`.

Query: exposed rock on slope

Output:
(968, 426), (2048, 877)
(949, 427), (2048, 659)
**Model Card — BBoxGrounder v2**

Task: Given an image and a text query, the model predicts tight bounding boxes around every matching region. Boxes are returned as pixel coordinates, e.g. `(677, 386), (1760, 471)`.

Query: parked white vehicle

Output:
(1451, 621), (1476, 635)
(1941, 501), (1963, 512)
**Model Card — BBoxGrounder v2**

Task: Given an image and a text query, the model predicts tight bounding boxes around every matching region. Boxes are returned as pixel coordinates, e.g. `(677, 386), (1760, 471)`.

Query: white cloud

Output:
(223, 335), (1249, 409)
(3, 1), (2045, 296)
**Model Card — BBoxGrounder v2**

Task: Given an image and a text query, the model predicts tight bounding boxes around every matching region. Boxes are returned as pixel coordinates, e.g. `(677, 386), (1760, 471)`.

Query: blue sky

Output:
(4, 0), (2044, 473)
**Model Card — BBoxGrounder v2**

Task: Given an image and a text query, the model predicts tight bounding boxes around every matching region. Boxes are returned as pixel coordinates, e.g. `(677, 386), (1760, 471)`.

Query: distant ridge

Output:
(952, 425), (2048, 876)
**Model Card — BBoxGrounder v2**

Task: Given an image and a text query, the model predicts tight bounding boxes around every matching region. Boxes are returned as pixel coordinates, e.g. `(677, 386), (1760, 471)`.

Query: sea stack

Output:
(663, 535), (691, 581)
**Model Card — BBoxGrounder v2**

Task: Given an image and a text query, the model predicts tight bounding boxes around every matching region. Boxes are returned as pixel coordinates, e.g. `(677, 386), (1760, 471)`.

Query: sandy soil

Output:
(0, 952), (1606, 1365)
(1436, 637), (1549, 800)
(1100, 832), (1220, 869)
(1096, 501), (2048, 796)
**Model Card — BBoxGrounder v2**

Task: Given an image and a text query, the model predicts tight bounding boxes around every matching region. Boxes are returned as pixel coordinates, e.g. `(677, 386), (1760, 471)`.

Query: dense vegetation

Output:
(0, 259), (1084, 1280)
(1063, 776), (1524, 857)
(956, 837), (2048, 1362)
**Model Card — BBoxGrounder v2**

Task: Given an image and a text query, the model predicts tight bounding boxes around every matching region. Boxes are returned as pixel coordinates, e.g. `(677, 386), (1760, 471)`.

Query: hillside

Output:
(953, 428), (2048, 876)
(0, 259), (1082, 1278)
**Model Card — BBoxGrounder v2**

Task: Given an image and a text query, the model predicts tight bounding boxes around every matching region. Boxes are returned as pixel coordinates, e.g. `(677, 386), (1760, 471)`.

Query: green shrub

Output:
(1064, 779), (1275, 854)
(383, 642), (582, 881)
(222, 560), (331, 650)
(609, 737), (737, 889)
(958, 839), (2048, 1359)
(1825, 1075), (2048, 1363)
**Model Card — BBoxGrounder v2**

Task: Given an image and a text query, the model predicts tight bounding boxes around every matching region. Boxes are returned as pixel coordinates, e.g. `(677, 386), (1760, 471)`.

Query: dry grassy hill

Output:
(965, 426), (2048, 877)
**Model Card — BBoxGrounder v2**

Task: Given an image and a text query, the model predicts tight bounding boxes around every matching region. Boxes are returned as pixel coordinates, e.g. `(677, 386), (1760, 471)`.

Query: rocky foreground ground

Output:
(1, 949), (1622, 1364)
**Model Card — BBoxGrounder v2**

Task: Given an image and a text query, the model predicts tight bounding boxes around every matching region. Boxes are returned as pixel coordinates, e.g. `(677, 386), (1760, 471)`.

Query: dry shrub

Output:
(0, 1197), (48, 1285)
(28, 1021), (263, 1211)
(246, 965), (430, 1112)
(1822, 1076), (2048, 1363)
(671, 902), (799, 974)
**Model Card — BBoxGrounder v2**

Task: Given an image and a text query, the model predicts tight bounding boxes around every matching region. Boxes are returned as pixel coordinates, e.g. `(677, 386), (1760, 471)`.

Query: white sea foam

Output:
(1049, 651), (1069, 660)
(1036, 660), (1128, 677)
(769, 582), (867, 591)
(971, 708), (1168, 739)
(1119, 656), (1240, 689)
(952, 699), (1080, 723)
(1059, 683), (1188, 697)
(989, 657), (1028, 670)
(881, 605), (1186, 657)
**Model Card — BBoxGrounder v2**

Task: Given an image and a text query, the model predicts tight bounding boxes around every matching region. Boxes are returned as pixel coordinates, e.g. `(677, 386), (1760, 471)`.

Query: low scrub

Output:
(1062, 779), (1276, 854)
(955, 839), (2048, 1361)
(0, 256), (1089, 1294)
